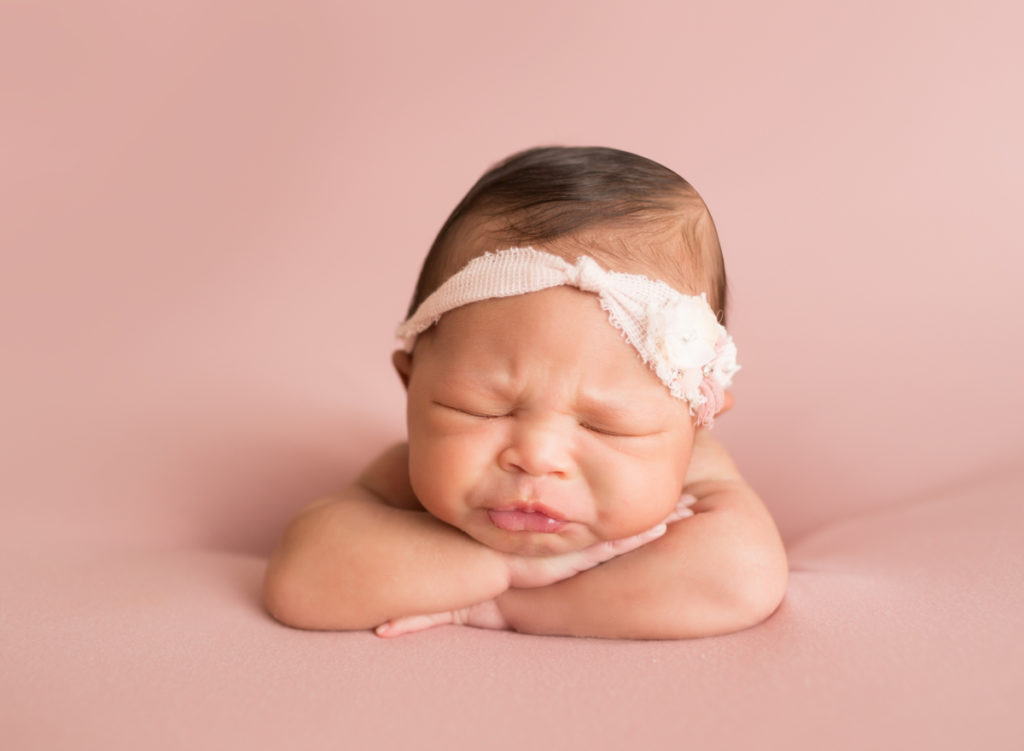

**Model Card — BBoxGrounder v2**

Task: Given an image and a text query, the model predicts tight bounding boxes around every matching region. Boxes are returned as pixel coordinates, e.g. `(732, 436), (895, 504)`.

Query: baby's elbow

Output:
(262, 561), (315, 630)
(728, 543), (789, 630)
(261, 554), (379, 632)
(261, 554), (340, 631)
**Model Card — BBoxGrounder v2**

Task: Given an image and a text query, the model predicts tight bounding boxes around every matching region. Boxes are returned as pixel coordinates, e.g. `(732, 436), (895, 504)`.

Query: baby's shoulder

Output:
(356, 442), (423, 510)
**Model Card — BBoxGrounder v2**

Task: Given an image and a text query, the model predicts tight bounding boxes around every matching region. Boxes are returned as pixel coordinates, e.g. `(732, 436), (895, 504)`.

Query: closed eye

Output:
(580, 422), (651, 438)
(433, 401), (507, 419)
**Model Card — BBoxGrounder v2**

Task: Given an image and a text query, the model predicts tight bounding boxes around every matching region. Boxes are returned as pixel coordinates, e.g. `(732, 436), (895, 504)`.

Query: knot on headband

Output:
(396, 247), (740, 427)
(570, 256), (608, 294)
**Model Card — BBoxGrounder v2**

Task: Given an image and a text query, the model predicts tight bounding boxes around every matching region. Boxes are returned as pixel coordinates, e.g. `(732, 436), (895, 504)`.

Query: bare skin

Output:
(262, 288), (788, 639)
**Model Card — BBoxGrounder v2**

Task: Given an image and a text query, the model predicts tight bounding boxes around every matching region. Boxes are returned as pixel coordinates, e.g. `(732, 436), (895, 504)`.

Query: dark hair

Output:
(408, 145), (728, 324)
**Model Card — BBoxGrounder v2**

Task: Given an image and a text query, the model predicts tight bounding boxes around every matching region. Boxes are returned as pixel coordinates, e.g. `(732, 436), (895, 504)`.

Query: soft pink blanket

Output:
(4, 467), (1021, 749)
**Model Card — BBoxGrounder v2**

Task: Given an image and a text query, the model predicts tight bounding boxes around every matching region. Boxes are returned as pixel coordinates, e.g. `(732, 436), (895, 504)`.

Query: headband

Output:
(396, 247), (740, 427)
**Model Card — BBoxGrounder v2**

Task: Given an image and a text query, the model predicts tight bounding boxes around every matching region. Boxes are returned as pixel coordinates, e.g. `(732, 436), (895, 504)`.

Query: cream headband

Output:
(396, 246), (740, 427)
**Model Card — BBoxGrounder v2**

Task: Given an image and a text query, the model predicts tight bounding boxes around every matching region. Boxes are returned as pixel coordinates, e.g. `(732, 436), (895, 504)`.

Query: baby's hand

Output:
(663, 493), (698, 524)
(374, 528), (665, 639)
(375, 599), (510, 638)
(504, 494), (697, 589)
(374, 495), (696, 637)
(503, 522), (665, 589)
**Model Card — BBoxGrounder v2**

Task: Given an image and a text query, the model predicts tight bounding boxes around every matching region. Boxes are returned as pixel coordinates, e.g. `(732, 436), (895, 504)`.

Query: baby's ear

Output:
(719, 390), (735, 416)
(392, 350), (412, 390)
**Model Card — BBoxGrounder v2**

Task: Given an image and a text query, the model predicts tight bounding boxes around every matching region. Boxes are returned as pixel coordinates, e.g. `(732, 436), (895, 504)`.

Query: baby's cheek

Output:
(408, 434), (483, 518)
(590, 472), (677, 539)
(600, 504), (673, 540)
(407, 440), (453, 505)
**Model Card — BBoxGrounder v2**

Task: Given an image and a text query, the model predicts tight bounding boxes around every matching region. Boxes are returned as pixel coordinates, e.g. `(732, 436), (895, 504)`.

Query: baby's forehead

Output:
(418, 306), (692, 431)
(419, 289), (670, 393)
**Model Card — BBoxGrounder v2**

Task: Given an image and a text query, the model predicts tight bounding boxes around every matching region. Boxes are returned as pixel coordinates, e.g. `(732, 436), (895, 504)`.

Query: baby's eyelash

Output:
(435, 401), (651, 435)
(581, 421), (662, 438)
(580, 422), (630, 437)
(433, 401), (506, 419)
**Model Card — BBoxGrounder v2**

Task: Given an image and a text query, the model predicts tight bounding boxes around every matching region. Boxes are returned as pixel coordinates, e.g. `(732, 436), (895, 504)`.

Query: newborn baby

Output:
(263, 146), (788, 639)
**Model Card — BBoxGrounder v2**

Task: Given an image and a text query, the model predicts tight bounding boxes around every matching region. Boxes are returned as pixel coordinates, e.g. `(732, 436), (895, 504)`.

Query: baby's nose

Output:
(497, 418), (574, 479)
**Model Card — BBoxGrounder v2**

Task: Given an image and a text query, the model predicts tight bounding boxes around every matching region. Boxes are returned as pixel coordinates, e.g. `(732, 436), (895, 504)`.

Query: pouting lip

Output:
(487, 503), (568, 522)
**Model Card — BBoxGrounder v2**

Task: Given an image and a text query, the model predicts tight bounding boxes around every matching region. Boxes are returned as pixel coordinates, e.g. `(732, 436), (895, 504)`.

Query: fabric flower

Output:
(711, 335), (740, 385)
(645, 293), (721, 372)
(694, 377), (726, 426)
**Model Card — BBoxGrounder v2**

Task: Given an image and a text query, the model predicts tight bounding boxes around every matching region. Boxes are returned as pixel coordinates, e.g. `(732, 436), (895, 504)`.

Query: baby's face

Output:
(399, 286), (697, 557)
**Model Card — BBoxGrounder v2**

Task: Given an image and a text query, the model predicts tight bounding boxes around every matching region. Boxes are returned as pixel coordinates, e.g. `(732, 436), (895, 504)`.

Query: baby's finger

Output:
(663, 494), (698, 524)
(456, 600), (511, 631)
(505, 524), (669, 588)
(375, 610), (454, 638)
(584, 522), (668, 564)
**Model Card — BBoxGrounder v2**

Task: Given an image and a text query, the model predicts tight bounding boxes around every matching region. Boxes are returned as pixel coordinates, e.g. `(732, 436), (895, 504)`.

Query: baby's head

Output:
(406, 145), (729, 328)
(392, 146), (739, 555)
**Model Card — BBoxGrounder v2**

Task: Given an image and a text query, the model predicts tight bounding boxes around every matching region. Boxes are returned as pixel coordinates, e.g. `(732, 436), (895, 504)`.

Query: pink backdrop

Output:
(2, 2), (1022, 749)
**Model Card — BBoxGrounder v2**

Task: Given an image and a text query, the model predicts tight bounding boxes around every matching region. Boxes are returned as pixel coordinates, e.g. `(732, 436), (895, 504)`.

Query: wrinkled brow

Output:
(575, 392), (666, 424)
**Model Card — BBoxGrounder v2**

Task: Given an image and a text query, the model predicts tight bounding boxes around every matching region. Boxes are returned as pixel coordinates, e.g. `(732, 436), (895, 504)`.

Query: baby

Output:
(262, 146), (788, 639)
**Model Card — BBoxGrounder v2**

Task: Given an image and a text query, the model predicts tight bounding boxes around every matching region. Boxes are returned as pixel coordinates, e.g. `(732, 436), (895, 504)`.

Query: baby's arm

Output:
(494, 429), (788, 639)
(261, 444), (508, 630)
(261, 444), (666, 631)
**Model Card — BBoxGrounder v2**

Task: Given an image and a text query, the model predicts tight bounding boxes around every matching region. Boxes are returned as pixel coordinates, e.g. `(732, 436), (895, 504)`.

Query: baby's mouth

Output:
(487, 505), (568, 533)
